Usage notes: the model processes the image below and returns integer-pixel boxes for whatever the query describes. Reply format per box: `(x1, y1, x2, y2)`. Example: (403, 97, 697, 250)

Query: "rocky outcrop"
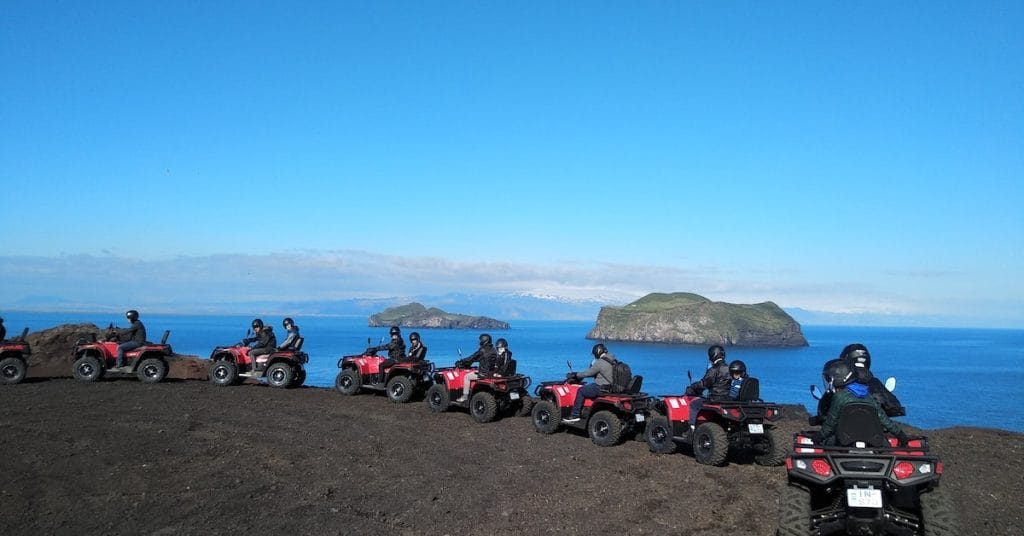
(586, 293, 808, 347)
(22, 323, 208, 380)
(369, 303, 509, 330)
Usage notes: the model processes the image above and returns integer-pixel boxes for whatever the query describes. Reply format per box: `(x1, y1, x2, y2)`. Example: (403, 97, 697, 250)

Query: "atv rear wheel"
(644, 412, 677, 454)
(589, 410, 624, 447)
(266, 362, 294, 388)
(335, 369, 361, 395)
(693, 422, 729, 466)
(73, 355, 104, 382)
(425, 383, 450, 412)
(290, 368, 306, 388)
(514, 394, 535, 417)
(921, 486, 960, 536)
(470, 391, 499, 423)
(386, 375, 415, 403)
(754, 427, 789, 466)
(0, 357, 27, 385)
(532, 399, 562, 434)
(209, 360, 239, 386)
(137, 357, 168, 384)
(776, 483, 811, 536)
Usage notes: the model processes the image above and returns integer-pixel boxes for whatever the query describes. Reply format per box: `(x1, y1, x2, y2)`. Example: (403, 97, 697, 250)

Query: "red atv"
(778, 387, 957, 535)
(530, 366, 653, 447)
(644, 375, 787, 466)
(425, 361, 534, 423)
(207, 336, 308, 389)
(334, 342, 434, 403)
(0, 327, 31, 385)
(71, 326, 173, 383)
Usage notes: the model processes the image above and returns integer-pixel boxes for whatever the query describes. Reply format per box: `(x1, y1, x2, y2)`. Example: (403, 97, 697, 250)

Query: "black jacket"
(691, 358, 731, 400)
(462, 344, 498, 375)
(407, 342, 427, 362)
(373, 338, 406, 360)
(252, 327, 277, 352)
(116, 320, 147, 345)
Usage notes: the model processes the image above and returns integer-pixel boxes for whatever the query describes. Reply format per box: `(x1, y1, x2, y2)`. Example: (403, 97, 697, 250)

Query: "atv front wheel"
(470, 391, 499, 423)
(386, 375, 415, 403)
(776, 483, 811, 536)
(754, 427, 789, 466)
(920, 486, 960, 536)
(209, 360, 239, 387)
(589, 410, 624, 447)
(425, 383, 450, 412)
(532, 399, 562, 434)
(137, 357, 168, 384)
(514, 394, 535, 417)
(644, 412, 677, 454)
(693, 422, 729, 466)
(335, 369, 361, 395)
(73, 355, 104, 382)
(0, 357, 27, 385)
(266, 362, 294, 388)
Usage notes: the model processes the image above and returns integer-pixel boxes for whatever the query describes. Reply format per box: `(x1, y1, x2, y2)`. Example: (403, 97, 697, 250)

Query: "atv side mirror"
(687, 370, 693, 383)
(458, 349, 463, 357)
(566, 359, 573, 372)
(161, 330, 170, 344)
(885, 377, 897, 392)
(810, 385, 822, 400)
(108, 322, 114, 329)
(366, 337, 371, 346)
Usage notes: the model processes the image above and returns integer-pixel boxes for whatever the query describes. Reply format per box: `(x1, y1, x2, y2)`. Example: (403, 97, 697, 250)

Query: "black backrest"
(293, 337, 304, 351)
(736, 377, 760, 401)
(626, 375, 643, 394)
(835, 402, 887, 448)
(504, 358, 517, 376)
(161, 330, 170, 345)
(18, 327, 29, 341)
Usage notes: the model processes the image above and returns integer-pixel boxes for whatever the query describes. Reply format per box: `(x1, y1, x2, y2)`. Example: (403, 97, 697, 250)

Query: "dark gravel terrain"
(2, 324, 1021, 535)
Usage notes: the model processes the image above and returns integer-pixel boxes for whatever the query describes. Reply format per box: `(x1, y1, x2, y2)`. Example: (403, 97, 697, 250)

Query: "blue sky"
(1, 2, 1022, 327)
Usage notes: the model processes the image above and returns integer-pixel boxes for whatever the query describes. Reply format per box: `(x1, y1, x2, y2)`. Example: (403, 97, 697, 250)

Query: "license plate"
(509, 391, 520, 400)
(635, 413, 646, 422)
(846, 488, 883, 508)
(748, 423, 764, 434)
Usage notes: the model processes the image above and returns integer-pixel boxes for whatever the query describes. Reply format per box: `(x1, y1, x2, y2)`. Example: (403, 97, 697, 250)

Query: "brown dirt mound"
(24, 323, 208, 380)
(0, 379, 1020, 536)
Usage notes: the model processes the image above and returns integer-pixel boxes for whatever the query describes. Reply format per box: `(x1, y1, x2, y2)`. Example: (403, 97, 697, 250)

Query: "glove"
(566, 372, 578, 381)
(895, 431, 909, 446)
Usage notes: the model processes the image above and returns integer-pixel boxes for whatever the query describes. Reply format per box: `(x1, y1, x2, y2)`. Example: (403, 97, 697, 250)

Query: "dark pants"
(377, 359, 397, 382)
(251, 347, 273, 369)
(570, 383, 604, 418)
(115, 341, 142, 366)
(689, 398, 707, 427)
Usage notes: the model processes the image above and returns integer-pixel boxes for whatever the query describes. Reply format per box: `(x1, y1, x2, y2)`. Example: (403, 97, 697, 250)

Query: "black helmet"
(252, 318, 264, 329)
(841, 343, 871, 370)
(728, 360, 747, 375)
(824, 359, 855, 389)
(282, 317, 294, 328)
(591, 343, 607, 358)
(496, 338, 508, 349)
(479, 333, 492, 346)
(409, 332, 420, 343)
(708, 345, 726, 362)
(389, 326, 401, 337)
(125, 310, 139, 321)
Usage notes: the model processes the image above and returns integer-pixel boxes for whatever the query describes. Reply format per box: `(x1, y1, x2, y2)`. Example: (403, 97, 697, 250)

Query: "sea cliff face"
(586, 293, 808, 347)
(368, 302, 509, 330)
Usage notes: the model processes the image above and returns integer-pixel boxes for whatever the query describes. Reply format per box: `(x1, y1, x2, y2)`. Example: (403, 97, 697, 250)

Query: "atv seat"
(292, 337, 305, 352)
(735, 377, 760, 401)
(834, 402, 888, 448)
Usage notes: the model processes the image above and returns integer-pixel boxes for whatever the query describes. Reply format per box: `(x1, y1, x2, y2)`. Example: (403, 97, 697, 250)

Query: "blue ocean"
(6, 311, 1023, 432)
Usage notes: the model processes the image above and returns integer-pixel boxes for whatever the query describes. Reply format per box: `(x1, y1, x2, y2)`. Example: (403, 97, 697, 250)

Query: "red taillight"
(728, 408, 742, 418)
(892, 461, 915, 480)
(936, 462, 943, 475)
(811, 459, 832, 477)
(785, 457, 793, 470)
(623, 401, 632, 411)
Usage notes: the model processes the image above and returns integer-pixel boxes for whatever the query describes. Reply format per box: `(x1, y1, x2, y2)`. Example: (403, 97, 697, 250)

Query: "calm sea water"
(5, 311, 1023, 432)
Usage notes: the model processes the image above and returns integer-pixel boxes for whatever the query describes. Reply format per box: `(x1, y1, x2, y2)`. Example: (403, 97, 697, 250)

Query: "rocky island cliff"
(586, 292, 808, 347)
(368, 302, 509, 330)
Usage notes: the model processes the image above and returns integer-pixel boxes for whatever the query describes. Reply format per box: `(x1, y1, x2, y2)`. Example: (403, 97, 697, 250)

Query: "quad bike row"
(333, 343, 533, 424)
